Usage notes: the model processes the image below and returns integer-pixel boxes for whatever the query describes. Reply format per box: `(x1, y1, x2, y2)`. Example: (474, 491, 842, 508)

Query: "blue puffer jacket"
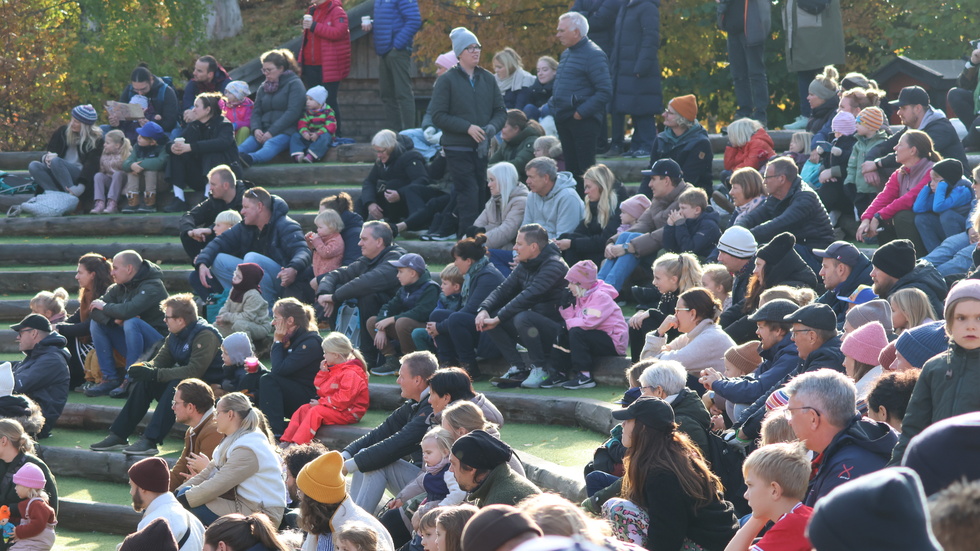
(372, 0, 422, 55)
(548, 37, 612, 124)
(196, 194, 311, 273)
(609, 0, 662, 116)
(712, 334, 798, 406)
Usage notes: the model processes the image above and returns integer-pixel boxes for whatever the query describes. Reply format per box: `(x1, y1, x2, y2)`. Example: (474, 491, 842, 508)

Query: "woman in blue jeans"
(238, 49, 306, 166)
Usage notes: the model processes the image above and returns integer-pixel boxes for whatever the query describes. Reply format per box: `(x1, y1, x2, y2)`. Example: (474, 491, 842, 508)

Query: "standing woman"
(299, 0, 351, 135)
(0, 420, 59, 527)
(259, 299, 322, 437)
(238, 49, 306, 167)
(56, 254, 113, 390)
(556, 164, 622, 266)
(28, 105, 104, 198)
(166, 92, 241, 212)
(202, 513, 291, 551)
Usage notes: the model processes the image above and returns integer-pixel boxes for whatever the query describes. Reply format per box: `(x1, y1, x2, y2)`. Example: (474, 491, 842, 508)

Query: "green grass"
(499, 423, 599, 467)
(40, 427, 182, 459)
(56, 529, 124, 550)
(58, 475, 133, 507)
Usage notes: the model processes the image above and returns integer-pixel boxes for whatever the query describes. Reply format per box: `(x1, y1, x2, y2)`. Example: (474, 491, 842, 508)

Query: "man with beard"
(870, 239, 945, 315)
(813, 241, 873, 327)
(168, 379, 220, 492)
(450, 430, 540, 507)
(128, 457, 204, 551)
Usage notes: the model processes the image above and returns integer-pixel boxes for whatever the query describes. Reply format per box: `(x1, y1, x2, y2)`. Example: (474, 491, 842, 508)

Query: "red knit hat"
(128, 457, 171, 493)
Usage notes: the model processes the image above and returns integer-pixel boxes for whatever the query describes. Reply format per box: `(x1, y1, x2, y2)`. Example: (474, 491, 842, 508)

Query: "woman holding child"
(238, 49, 306, 167)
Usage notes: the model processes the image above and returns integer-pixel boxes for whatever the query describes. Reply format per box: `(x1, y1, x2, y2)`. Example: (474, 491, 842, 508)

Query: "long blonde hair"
(321, 333, 367, 372)
(441, 401, 495, 435)
(653, 253, 703, 294)
(31, 288, 68, 318)
(217, 392, 275, 456)
(582, 164, 618, 229)
(890, 288, 937, 333)
(103, 129, 132, 160)
(66, 120, 103, 155)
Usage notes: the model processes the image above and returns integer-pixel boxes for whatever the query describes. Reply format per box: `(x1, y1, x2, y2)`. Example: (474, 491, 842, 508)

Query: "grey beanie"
(450, 27, 480, 58)
(845, 299, 893, 334)
(222, 332, 254, 365)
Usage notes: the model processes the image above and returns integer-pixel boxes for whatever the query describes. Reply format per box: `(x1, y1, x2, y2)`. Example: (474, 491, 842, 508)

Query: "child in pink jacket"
(556, 260, 628, 389)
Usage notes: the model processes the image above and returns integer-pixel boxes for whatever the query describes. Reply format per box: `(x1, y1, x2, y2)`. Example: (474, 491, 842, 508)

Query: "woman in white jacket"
(178, 392, 287, 526)
(640, 287, 735, 392)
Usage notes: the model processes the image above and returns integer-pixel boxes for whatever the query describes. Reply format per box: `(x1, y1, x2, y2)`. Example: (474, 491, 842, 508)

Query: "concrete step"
(0, 212, 320, 237)
(0, 267, 192, 295)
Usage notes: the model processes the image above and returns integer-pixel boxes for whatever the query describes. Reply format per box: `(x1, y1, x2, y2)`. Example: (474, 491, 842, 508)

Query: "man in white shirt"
(128, 457, 204, 551)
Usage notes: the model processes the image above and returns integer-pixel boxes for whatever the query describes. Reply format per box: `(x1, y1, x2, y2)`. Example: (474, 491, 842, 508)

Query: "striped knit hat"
(857, 107, 885, 132)
(71, 104, 98, 125)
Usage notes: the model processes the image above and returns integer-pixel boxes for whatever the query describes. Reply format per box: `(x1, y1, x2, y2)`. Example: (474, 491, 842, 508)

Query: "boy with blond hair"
(663, 187, 722, 257)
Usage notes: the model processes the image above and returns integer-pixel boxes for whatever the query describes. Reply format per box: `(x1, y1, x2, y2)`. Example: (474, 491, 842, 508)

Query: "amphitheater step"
(58, 498, 142, 535)
(0, 267, 191, 295)
(0, 212, 325, 237)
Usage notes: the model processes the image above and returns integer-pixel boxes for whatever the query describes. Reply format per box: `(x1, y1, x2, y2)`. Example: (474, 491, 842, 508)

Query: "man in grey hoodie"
(521, 157, 584, 239)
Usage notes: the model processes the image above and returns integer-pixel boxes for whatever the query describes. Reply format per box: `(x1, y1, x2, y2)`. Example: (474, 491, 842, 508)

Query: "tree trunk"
(206, 0, 243, 40)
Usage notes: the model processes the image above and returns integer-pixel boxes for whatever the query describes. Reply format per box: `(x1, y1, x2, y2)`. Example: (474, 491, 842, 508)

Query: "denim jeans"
(212, 252, 282, 307)
(90, 318, 164, 381)
(349, 459, 422, 513)
(915, 211, 967, 254)
(177, 486, 220, 525)
(586, 471, 621, 497)
(923, 231, 975, 276)
(597, 232, 642, 292)
(28, 158, 82, 193)
(238, 133, 291, 164)
(288, 132, 333, 160)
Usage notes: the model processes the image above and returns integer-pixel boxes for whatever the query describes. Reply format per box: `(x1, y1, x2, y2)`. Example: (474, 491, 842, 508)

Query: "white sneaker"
(520, 366, 551, 389)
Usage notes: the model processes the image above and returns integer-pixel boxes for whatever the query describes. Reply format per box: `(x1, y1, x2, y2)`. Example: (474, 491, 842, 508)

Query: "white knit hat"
(717, 226, 758, 258)
(307, 85, 328, 107)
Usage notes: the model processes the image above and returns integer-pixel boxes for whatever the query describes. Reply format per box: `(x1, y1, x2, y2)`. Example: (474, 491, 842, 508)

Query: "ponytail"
(204, 513, 290, 551)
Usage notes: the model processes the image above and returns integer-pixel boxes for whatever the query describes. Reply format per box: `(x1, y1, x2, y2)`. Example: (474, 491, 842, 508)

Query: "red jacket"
(299, 0, 351, 83)
(724, 128, 775, 171)
(317, 358, 369, 420)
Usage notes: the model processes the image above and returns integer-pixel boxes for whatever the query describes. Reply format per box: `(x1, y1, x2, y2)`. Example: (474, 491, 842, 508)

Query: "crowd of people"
(10, 1, 980, 549)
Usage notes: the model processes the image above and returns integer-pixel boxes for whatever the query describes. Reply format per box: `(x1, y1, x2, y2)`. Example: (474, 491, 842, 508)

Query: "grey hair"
(558, 12, 589, 36)
(784, 369, 857, 428)
(363, 220, 393, 247)
(639, 360, 687, 396)
(371, 129, 399, 152)
(526, 157, 558, 182)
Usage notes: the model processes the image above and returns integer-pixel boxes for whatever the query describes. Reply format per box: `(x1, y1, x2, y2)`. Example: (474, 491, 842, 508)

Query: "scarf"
(461, 256, 490, 300)
(495, 67, 536, 93)
(424, 454, 450, 475)
(230, 262, 264, 303)
(262, 70, 294, 94)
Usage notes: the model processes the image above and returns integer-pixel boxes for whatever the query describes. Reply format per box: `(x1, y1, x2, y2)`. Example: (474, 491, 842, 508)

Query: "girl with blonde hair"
(626, 253, 703, 362)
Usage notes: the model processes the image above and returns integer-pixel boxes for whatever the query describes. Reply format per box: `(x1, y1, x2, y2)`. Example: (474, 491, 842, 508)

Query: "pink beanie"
(842, 321, 888, 366)
(13, 463, 46, 490)
(565, 260, 598, 287)
(436, 51, 458, 71)
(620, 195, 651, 220)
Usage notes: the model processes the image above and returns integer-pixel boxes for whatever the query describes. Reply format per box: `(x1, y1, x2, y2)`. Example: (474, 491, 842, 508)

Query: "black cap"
(931, 158, 963, 184)
(813, 241, 865, 268)
(748, 299, 801, 323)
(451, 430, 513, 470)
(641, 158, 682, 181)
(10, 314, 51, 333)
(783, 303, 838, 332)
(611, 396, 675, 432)
(889, 86, 930, 108)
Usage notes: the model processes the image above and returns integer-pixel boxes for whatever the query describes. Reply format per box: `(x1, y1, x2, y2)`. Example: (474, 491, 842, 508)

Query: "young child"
(891, 279, 980, 463)
(91, 129, 131, 214)
(889, 287, 937, 335)
(279, 333, 369, 446)
(816, 111, 857, 189)
(663, 188, 722, 258)
(866, 369, 919, 433)
(221, 80, 253, 145)
(434, 505, 480, 551)
(214, 263, 271, 347)
(213, 209, 242, 236)
(367, 253, 440, 375)
(784, 130, 812, 170)
(845, 106, 888, 215)
(617, 194, 651, 234)
(555, 260, 628, 389)
(29, 288, 68, 325)
(306, 208, 346, 286)
(10, 463, 56, 550)
(418, 507, 444, 551)
(290, 85, 337, 163)
(913, 158, 973, 252)
(334, 521, 379, 551)
(216, 331, 266, 398)
(701, 263, 734, 311)
(840, 321, 887, 414)
(415, 265, 464, 354)
(760, 407, 797, 445)
(718, 340, 763, 421)
(120, 121, 169, 214)
(201, 209, 243, 314)
(725, 442, 812, 551)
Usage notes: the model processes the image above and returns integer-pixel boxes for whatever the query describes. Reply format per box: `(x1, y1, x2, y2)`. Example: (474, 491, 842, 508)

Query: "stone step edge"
(58, 498, 142, 536)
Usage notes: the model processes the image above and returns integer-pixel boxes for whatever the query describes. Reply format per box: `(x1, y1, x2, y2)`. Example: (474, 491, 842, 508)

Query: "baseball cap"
(10, 314, 51, 333)
(611, 396, 675, 432)
(641, 158, 682, 181)
(837, 284, 877, 305)
(889, 86, 930, 108)
(813, 241, 865, 268)
(389, 253, 427, 274)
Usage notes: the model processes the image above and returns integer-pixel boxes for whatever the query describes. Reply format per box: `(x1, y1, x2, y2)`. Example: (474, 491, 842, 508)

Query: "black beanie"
(931, 158, 963, 184)
(872, 239, 916, 279)
(756, 232, 797, 265)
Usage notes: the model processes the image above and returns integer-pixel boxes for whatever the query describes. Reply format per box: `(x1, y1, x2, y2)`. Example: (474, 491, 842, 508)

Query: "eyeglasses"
(261, 66, 278, 74)
(789, 328, 814, 336)
(763, 174, 781, 180)
(787, 406, 821, 418)
(163, 315, 179, 320)
(171, 399, 186, 407)
(675, 307, 692, 312)
(464, 46, 481, 53)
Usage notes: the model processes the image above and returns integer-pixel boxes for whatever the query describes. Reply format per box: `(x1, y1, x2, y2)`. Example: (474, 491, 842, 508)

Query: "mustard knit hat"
(297, 450, 347, 504)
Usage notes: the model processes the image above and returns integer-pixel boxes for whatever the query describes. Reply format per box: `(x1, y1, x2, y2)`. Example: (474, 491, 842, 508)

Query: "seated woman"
(357, 130, 441, 231)
(202, 513, 291, 551)
(492, 48, 536, 110)
(602, 397, 738, 549)
(0, 420, 59, 525)
(728, 167, 766, 226)
(557, 164, 622, 267)
(856, 130, 941, 254)
(56, 253, 113, 390)
(427, 367, 503, 426)
(804, 66, 840, 136)
(258, 299, 322, 437)
(165, 92, 242, 212)
(488, 110, 544, 182)
(472, 163, 528, 277)
(722, 118, 774, 176)
(28, 104, 104, 199)
(178, 392, 287, 525)
(640, 287, 735, 392)
(522, 56, 557, 120)
(238, 49, 306, 167)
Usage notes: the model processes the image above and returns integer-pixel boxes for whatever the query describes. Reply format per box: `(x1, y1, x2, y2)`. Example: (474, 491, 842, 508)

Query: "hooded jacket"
(805, 415, 898, 506)
(861, 158, 934, 221)
(179, 179, 250, 236)
(522, 172, 585, 239)
(671, 387, 712, 454)
(196, 195, 310, 274)
(663, 206, 722, 258)
(474, 184, 529, 250)
(867, 107, 969, 172)
(723, 128, 775, 171)
(736, 177, 835, 249)
(480, 243, 569, 322)
(817, 254, 873, 326)
(712, 333, 799, 406)
(377, 270, 440, 322)
(764, 245, 819, 291)
(317, 244, 407, 304)
(620, 180, 693, 257)
(643, 124, 714, 194)
(559, 279, 628, 355)
(90, 260, 169, 334)
(845, 128, 889, 194)
(913, 177, 973, 216)
(885, 260, 947, 316)
(488, 124, 544, 182)
(250, 70, 306, 136)
(299, 0, 351, 82)
(13, 332, 70, 430)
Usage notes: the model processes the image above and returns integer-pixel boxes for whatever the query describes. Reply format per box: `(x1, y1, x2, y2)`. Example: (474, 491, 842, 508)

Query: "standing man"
(364, 0, 422, 131)
(430, 27, 507, 237)
(549, 11, 612, 194)
(607, 0, 661, 158)
(178, 165, 249, 264)
(168, 379, 220, 492)
(128, 457, 205, 551)
(780, 0, 844, 130)
(719, 0, 770, 125)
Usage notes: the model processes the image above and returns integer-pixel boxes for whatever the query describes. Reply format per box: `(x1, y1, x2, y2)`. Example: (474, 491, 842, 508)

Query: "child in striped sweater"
(290, 85, 337, 163)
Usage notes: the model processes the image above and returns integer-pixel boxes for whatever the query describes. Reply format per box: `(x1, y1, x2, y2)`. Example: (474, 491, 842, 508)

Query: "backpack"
(704, 431, 750, 517)
(336, 301, 361, 348)
(0, 172, 35, 195)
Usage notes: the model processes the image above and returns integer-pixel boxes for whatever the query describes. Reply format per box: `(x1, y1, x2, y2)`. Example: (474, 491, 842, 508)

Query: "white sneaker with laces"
(520, 366, 551, 389)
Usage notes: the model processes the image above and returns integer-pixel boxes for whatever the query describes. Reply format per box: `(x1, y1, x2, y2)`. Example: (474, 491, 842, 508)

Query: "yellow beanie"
(297, 450, 347, 504)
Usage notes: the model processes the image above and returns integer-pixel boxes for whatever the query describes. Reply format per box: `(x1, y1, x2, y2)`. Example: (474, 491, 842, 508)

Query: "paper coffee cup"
(362, 16, 372, 25)
(174, 138, 186, 146)
(303, 14, 312, 22)
(245, 357, 259, 374)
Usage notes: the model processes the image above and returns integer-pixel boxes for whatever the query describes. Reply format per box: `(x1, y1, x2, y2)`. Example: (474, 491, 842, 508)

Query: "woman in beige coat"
(473, 162, 528, 275)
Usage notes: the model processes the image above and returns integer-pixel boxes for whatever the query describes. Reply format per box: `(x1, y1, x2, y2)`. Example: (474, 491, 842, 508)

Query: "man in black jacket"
(341, 351, 436, 512)
(869, 239, 946, 315)
(195, 186, 310, 306)
(813, 241, 873, 327)
(178, 165, 249, 263)
(947, 45, 980, 150)
(476, 224, 569, 389)
(10, 314, 69, 438)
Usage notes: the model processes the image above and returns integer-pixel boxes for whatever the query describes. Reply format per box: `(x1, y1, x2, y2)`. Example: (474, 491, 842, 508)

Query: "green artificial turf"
(41, 427, 182, 459)
(56, 529, 124, 550)
(499, 423, 600, 467)
(58, 475, 133, 507)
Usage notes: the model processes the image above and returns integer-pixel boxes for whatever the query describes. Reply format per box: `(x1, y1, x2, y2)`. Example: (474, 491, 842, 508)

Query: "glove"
(831, 146, 842, 156)
(815, 146, 825, 155)
(127, 362, 156, 382)
(423, 126, 441, 145)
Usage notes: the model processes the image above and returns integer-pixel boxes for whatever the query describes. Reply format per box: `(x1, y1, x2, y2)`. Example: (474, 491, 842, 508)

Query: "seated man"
(450, 429, 541, 507)
(316, 221, 407, 363)
(90, 294, 223, 456)
(169, 379, 221, 491)
(813, 241, 873, 327)
(86, 250, 169, 397)
(476, 224, 569, 389)
(10, 314, 70, 438)
(128, 457, 205, 551)
(521, 157, 583, 239)
(784, 369, 898, 506)
(194, 186, 311, 306)
(870, 239, 946, 316)
(641, 94, 714, 195)
(178, 165, 249, 265)
(341, 351, 436, 512)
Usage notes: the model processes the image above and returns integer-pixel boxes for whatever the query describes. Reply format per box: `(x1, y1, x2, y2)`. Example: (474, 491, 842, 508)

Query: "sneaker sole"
(90, 444, 129, 452)
(369, 370, 398, 376)
(563, 381, 597, 389)
(123, 448, 159, 456)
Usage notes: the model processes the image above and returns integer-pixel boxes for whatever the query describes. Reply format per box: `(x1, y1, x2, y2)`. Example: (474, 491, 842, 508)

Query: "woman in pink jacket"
(555, 260, 628, 390)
